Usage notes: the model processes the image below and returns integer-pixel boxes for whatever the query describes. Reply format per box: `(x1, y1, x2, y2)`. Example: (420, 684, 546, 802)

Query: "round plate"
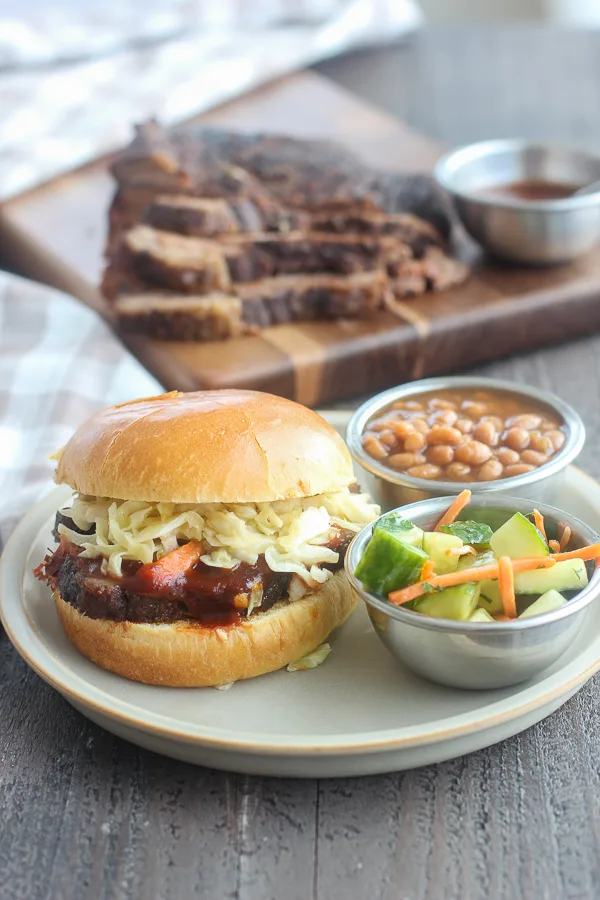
(3, 415, 600, 777)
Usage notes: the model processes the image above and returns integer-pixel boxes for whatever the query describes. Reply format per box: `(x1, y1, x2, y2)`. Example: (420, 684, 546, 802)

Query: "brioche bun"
(53, 571, 356, 686)
(55, 389, 355, 503)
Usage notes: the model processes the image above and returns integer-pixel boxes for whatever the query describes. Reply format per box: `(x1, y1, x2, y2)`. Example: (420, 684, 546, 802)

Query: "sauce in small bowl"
(481, 179, 581, 201)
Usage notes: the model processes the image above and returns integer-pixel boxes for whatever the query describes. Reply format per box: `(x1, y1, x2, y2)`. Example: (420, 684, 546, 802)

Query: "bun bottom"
(53, 572, 357, 687)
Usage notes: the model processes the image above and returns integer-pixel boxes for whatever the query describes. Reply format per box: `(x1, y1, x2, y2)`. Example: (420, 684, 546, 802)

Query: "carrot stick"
(552, 542, 600, 562)
(388, 556, 556, 606)
(494, 614, 511, 622)
(559, 525, 572, 552)
(498, 555, 517, 618)
(549, 539, 560, 553)
(136, 539, 204, 590)
(434, 490, 472, 532)
(421, 560, 436, 582)
(533, 509, 547, 542)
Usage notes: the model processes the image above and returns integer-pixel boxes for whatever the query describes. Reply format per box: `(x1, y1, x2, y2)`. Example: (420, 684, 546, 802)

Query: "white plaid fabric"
(0, 0, 421, 199)
(0, 272, 162, 548)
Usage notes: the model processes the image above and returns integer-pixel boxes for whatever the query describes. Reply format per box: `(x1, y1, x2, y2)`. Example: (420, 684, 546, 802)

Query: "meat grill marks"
(104, 120, 468, 339)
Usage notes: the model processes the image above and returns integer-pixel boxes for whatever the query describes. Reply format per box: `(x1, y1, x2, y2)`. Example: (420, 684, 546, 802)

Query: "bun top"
(55, 390, 356, 503)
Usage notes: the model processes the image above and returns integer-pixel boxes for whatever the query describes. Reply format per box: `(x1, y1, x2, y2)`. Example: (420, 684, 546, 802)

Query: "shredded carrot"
(494, 614, 511, 622)
(446, 545, 476, 557)
(388, 556, 556, 606)
(434, 490, 472, 532)
(533, 509, 547, 542)
(498, 555, 517, 618)
(549, 539, 561, 553)
(595, 557, 600, 572)
(421, 560, 436, 582)
(559, 525, 572, 552)
(552, 542, 600, 562)
(136, 539, 204, 590)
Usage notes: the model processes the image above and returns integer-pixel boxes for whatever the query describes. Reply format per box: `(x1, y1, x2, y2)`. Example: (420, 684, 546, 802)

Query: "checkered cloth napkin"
(0, 272, 162, 549)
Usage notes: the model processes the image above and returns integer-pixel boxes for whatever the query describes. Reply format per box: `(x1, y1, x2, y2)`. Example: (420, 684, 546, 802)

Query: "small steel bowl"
(346, 494, 600, 689)
(345, 376, 585, 509)
(434, 139, 600, 264)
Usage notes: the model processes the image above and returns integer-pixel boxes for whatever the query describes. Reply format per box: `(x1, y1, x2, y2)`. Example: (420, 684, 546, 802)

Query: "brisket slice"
(115, 293, 244, 341)
(145, 194, 304, 236)
(309, 210, 443, 252)
(115, 271, 385, 340)
(108, 224, 409, 295)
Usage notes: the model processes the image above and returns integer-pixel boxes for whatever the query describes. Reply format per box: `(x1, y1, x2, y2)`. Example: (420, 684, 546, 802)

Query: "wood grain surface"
(6, 64, 600, 405)
(4, 26, 600, 900)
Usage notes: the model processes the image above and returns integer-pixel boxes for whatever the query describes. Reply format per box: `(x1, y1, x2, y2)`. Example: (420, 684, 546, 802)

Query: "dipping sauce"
(482, 179, 581, 201)
(361, 389, 567, 482)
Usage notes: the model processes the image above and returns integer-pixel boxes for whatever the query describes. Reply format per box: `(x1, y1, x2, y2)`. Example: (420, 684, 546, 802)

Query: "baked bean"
(378, 429, 397, 449)
(391, 420, 416, 438)
(520, 449, 549, 466)
(445, 462, 472, 480)
(368, 418, 390, 432)
(506, 413, 542, 431)
(461, 401, 488, 418)
(454, 440, 493, 466)
(427, 444, 454, 466)
(455, 417, 475, 434)
(404, 400, 424, 411)
(429, 399, 457, 411)
(480, 415, 504, 431)
(428, 409, 458, 427)
(477, 459, 504, 481)
(545, 429, 566, 451)
(428, 425, 462, 446)
(504, 463, 535, 477)
(362, 434, 388, 459)
(388, 452, 426, 468)
(496, 447, 520, 466)
(406, 463, 442, 479)
(390, 401, 408, 410)
(404, 432, 427, 452)
(528, 432, 553, 455)
(473, 420, 498, 446)
(541, 419, 560, 432)
(411, 418, 430, 435)
(504, 427, 530, 451)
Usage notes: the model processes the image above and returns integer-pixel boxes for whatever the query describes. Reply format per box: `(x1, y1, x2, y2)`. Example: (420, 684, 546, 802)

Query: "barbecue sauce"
(482, 180, 581, 201)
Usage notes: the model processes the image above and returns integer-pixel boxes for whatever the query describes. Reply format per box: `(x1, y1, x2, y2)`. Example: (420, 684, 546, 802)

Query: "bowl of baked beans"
(346, 377, 585, 508)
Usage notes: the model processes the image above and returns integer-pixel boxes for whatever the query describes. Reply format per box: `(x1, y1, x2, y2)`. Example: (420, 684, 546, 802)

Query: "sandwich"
(34, 389, 379, 686)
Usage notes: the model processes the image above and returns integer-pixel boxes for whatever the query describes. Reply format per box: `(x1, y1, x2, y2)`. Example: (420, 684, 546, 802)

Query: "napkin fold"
(0, 272, 162, 547)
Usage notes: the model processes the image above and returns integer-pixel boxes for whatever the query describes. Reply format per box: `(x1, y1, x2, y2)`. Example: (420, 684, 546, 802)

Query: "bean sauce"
(361, 389, 567, 483)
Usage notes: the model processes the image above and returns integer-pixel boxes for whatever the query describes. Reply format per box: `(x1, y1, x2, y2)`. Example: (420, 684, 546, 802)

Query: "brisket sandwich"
(35, 390, 379, 686)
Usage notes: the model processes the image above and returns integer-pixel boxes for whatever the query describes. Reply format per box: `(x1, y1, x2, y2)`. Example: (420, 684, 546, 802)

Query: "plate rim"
(2, 471, 600, 758)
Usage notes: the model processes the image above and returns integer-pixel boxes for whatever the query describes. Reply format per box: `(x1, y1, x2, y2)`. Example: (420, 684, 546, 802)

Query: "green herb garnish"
(440, 520, 493, 547)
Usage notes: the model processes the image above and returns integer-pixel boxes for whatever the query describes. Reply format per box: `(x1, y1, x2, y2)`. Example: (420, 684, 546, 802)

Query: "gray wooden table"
(4, 26, 600, 900)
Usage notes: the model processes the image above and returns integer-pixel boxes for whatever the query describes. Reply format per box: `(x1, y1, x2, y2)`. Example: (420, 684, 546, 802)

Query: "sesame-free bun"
(54, 389, 355, 503)
(53, 571, 356, 686)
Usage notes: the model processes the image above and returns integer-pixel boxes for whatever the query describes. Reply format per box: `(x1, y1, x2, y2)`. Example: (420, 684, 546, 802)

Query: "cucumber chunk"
(373, 512, 424, 548)
(478, 581, 503, 615)
(490, 512, 548, 559)
(355, 529, 428, 595)
(519, 589, 568, 619)
(422, 532, 463, 575)
(469, 608, 495, 623)
(514, 558, 588, 595)
(415, 582, 481, 621)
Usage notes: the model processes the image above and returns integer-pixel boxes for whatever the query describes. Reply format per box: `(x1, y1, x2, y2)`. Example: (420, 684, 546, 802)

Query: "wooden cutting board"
(3, 69, 600, 406)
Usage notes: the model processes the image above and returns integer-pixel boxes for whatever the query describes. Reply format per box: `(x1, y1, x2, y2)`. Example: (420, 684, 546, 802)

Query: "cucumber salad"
(354, 490, 600, 622)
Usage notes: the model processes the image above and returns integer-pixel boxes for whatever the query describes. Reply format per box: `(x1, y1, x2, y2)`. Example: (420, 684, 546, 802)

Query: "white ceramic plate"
(3, 412, 600, 777)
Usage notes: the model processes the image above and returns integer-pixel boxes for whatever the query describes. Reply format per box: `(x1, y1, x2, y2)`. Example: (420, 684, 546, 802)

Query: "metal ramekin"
(434, 139, 600, 263)
(346, 494, 600, 690)
(345, 376, 585, 509)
